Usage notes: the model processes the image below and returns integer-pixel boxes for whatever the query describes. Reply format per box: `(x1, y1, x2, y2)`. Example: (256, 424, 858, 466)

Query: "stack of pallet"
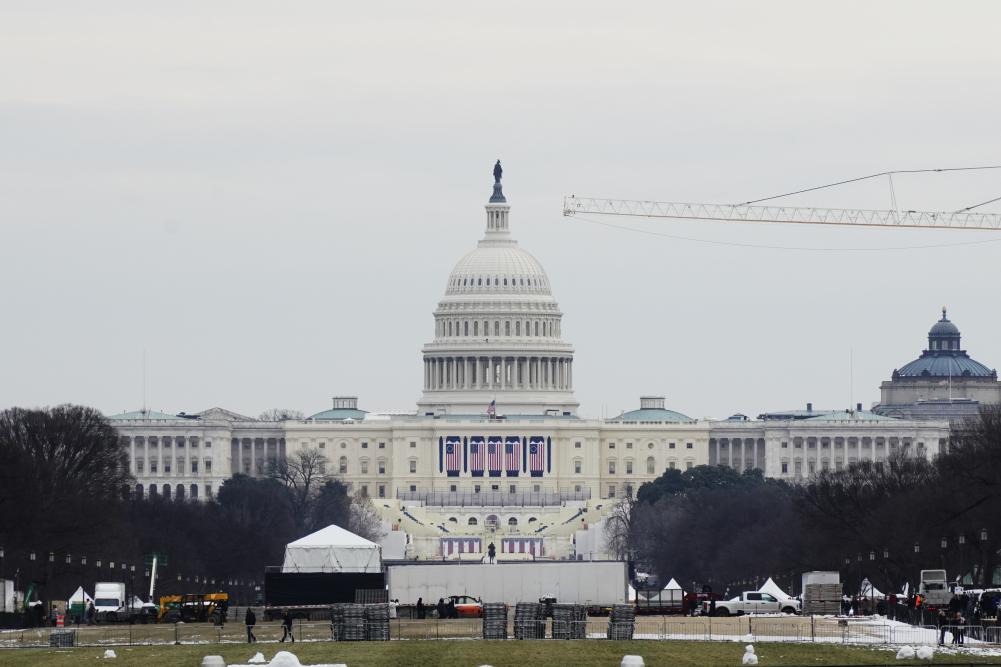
(481, 602, 508, 640)
(803, 583, 841, 615)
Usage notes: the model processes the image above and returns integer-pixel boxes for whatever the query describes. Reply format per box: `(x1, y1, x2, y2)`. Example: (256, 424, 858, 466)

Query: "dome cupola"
(892, 308, 996, 379)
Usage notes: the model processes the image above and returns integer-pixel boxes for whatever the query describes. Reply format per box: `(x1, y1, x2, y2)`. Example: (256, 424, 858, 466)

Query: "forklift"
(157, 592, 229, 625)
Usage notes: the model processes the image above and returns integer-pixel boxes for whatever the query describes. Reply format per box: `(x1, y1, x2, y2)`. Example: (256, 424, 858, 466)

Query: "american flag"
(445, 437, 461, 476)
(505, 437, 521, 475)
(487, 436, 503, 476)
(469, 437, 485, 476)
(529, 436, 545, 476)
(486, 399, 496, 417)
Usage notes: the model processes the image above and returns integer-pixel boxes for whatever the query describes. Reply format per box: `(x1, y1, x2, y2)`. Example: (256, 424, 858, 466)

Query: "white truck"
(919, 570, 951, 609)
(93, 582, 127, 622)
(708, 591, 801, 616)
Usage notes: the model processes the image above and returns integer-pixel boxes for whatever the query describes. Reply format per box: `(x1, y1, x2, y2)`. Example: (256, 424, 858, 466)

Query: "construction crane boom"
(562, 196, 1001, 231)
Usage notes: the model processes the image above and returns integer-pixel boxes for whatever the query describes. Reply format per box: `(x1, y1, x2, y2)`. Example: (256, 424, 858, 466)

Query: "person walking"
(937, 609, 948, 646)
(416, 597, 425, 619)
(280, 609, 295, 643)
(436, 598, 446, 620)
(85, 602, 95, 625)
(447, 598, 458, 619)
(245, 608, 257, 643)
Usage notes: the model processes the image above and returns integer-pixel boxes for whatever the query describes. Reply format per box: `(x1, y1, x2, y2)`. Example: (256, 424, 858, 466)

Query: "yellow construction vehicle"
(157, 592, 229, 624)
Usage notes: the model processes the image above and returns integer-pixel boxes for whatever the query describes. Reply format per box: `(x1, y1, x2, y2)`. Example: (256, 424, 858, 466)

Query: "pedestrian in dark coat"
(447, 598, 458, 619)
(937, 610, 948, 645)
(280, 609, 295, 643)
(416, 598, 425, 619)
(436, 598, 446, 619)
(245, 608, 257, 643)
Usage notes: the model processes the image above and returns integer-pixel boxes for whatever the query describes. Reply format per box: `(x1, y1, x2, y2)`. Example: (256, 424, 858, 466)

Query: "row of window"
(336, 458, 418, 475)
(134, 459, 212, 475)
(607, 441, 694, 450)
(437, 318, 559, 338)
(602, 457, 694, 475)
(317, 441, 413, 450)
(448, 275, 547, 290)
(779, 455, 905, 474)
(125, 437, 211, 448)
(134, 483, 211, 500)
(778, 439, 923, 449)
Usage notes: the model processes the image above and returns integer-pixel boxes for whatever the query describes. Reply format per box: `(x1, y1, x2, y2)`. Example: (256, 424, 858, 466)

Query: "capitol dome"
(417, 162, 578, 416)
(445, 245, 552, 297)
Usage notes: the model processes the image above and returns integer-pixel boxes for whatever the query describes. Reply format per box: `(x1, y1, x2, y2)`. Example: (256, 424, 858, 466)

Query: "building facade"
(109, 165, 957, 560)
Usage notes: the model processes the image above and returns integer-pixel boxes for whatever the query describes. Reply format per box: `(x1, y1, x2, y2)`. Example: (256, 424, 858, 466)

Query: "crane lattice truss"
(562, 196, 1001, 231)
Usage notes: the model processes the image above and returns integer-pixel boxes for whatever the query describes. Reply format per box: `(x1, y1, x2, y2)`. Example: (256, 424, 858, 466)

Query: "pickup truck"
(706, 591, 800, 616)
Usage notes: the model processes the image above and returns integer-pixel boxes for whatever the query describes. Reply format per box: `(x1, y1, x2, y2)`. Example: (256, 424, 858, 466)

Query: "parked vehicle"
(94, 582, 127, 622)
(449, 595, 482, 618)
(706, 591, 800, 616)
(157, 593, 229, 624)
(918, 570, 951, 609)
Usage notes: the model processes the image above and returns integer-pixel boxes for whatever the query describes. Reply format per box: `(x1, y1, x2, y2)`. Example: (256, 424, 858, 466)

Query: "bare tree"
(258, 408, 305, 422)
(349, 499, 386, 543)
(269, 449, 329, 532)
(604, 497, 635, 561)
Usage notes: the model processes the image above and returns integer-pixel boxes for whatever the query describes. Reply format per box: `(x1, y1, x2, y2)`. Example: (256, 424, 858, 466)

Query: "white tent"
(68, 587, 94, 606)
(664, 578, 682, 591)
(282, 524, 382, 573)
(757, 577, 794, 600)
(860, 578, 886, 599)
(627, 584, 637, 602)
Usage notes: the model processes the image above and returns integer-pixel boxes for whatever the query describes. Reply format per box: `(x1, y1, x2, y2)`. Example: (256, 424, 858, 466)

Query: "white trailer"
(0, 579, 13, 613)
(387, 561, 627, 608)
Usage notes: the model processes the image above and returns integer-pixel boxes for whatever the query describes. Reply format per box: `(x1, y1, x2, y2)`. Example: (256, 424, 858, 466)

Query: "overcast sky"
(2, 1, 1000, 420)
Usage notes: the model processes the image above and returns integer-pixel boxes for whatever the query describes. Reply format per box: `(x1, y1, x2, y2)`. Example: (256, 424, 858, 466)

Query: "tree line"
(0, 405, 380, 606)
(625, 406, 1001, 596)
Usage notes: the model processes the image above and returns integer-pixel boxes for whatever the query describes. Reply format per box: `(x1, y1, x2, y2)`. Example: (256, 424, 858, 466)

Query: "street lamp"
(914, 543, 920, 554)
(980, 528, 988, 542)
(959, 534, 966, 545)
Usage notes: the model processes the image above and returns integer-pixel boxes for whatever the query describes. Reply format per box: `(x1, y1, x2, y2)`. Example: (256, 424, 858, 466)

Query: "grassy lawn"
(1, 641, 998, 667)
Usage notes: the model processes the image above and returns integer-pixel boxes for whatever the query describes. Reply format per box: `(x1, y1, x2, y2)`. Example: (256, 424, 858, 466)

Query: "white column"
(465, 357, 471, 389)
(252, 439, 258, 476)
(238, 439, 244, 475)
(500, 358, 506, 390)
(129, 438, 135, 474)
(568, 360, 573, 389)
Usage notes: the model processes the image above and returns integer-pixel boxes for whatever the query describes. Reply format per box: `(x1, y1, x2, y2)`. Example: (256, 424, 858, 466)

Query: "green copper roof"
(107, 409, 179, 421)
(608, 408, 693, 423)
(309, 408, 368, 421)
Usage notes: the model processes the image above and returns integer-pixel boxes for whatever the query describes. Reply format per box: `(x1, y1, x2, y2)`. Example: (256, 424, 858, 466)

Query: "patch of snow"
(249, 652, 267, 664)
(103, 649, 117, 659)
(742, 645, 758, 665)
(896, 646, 915, 660)
(915, 646, 934, 661)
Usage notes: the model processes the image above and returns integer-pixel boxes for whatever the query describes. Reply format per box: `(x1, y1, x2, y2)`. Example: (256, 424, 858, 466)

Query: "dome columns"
(422, 354, 573, 393)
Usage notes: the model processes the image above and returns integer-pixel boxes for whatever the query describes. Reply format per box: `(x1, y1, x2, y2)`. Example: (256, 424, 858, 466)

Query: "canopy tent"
(664, 578, 682, 591)
(860, 578, 886, 599)
(627, 584, 637, 602)
(68, 587, 94, 606)
(757, 577, 794, 600)
(282, 524, 382, 573)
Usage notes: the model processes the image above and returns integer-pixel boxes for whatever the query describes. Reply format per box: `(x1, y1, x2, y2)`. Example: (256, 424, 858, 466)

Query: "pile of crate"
(481, 602, 508, 639)
(365, 603, 390, 640)
(803, 583, 842, 615)
(606, 604, 635, 640)
(552, 604, 587, 639)
(514, 602, 545, 639)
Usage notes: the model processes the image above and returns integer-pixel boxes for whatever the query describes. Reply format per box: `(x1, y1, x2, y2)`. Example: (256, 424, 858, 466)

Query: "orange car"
(449, 595, 483, 618)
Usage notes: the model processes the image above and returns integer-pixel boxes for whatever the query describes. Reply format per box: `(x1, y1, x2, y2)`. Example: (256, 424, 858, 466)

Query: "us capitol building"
(109, 164, 993, 561)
